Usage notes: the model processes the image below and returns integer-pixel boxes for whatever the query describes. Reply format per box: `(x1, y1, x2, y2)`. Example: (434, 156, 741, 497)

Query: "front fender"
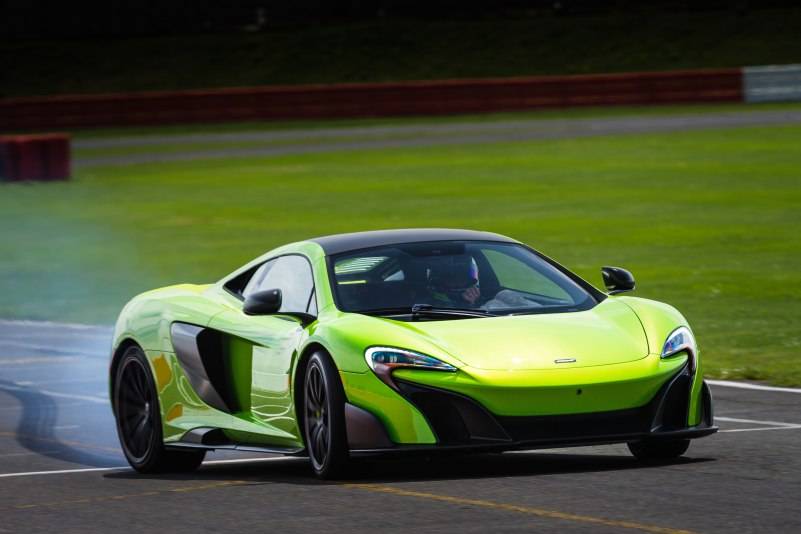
(616, 295, 706, 426)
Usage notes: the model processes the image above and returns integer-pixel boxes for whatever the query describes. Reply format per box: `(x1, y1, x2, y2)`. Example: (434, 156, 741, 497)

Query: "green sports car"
(110, 229, 716, 478)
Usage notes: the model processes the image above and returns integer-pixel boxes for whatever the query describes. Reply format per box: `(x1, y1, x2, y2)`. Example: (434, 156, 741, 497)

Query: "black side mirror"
(601, 266, 636, 295)
(243, 288, 282, 315)
(242, 288, 317, 326)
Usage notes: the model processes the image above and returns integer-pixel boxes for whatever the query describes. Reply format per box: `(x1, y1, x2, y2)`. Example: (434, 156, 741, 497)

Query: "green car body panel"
(110, 230, 714, 456)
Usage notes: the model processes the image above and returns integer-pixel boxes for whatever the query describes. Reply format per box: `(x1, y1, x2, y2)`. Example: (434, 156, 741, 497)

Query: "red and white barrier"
(0, 68, 744, 131)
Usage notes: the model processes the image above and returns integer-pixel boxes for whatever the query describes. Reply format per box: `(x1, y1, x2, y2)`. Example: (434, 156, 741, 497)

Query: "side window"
(243, 256, 315, 313)
(242, 259, 277, 298)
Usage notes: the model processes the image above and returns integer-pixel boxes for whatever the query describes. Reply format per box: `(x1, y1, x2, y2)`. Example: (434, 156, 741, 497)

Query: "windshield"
(329, 241, 597, 317)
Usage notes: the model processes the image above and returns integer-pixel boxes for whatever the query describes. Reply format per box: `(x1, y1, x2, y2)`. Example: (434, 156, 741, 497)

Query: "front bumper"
(346, 362, 717, 454)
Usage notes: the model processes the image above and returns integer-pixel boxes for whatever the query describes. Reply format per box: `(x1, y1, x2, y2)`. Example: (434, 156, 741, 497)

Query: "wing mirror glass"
(243, 288, 282, 315)
(601, 266, 636, 295)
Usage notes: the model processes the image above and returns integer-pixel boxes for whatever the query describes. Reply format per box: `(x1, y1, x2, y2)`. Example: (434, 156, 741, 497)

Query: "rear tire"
(303, 351, 349, 479)
(113, 345, 205, 473)
(628, 439, 690, 461)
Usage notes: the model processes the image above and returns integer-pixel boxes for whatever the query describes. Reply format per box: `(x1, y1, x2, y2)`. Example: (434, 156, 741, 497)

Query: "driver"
(424, 254, 543, 311)
(425, 255, 481, 306)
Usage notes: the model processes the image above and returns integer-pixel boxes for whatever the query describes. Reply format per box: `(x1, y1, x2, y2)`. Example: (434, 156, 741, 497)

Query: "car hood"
(373, 298, 649, 370)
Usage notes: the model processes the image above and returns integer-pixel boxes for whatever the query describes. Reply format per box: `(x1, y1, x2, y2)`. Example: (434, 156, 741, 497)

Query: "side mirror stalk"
(280, 312, 317, 327)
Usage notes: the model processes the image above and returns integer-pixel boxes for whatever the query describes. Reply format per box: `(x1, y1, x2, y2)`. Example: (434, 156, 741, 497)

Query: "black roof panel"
(309, 228, 517, 255)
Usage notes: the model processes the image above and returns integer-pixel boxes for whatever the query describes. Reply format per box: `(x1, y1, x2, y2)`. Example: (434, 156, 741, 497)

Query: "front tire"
(303, 351, 349, 479)
(113, 345, 205, 473)
(628, 439, 690, 461)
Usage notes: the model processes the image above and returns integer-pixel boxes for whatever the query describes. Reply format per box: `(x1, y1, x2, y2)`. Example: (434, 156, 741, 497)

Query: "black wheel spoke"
(311, 423, 322, 458)
(306, 382, 319, 411)
(130, 424, 142, 451)
(123, 409, 140, 423)
(315, 424, 327, 462)
(120, 388, 141, 406)
(133, 425, 148, 454)
(134, 414, 148, 435)
(310, 371, 321, 405)
(128, 370, 143, 400)
(315, 375, 325, 406)
(135, 369, 148, 400)
(318, 425, 328, 460)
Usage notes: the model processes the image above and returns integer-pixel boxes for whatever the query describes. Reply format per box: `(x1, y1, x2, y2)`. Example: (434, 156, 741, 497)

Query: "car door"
(208, 254, 317, 445)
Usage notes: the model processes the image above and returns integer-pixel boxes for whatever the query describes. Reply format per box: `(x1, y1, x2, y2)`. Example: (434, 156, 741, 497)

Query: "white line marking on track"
(716, 416, 801, 433)
(0, 456, 296, 479)
(0, 466, 125, 478)
(9, 378, 105, 387)
(0, 340, 107, 358)
(0, 384, 108, 404)
(0, 319, 108, 331)
(708, 380, 801, 394)
(0, 356, 80, 365)
(716, 416, 801, 427)
(720, 425, 801, 433)
(31, 389, 107, 404)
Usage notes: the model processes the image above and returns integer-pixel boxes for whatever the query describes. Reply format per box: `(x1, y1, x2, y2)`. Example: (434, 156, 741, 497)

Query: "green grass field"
(3, 7, 801, 97)
(1, 108, 800, 385)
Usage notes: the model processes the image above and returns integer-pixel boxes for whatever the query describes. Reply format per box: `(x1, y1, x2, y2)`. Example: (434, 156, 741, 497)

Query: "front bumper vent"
(396, 362, 710, 447)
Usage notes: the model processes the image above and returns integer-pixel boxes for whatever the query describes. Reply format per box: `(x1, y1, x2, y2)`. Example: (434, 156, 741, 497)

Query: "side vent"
(171, 322, 240, 413)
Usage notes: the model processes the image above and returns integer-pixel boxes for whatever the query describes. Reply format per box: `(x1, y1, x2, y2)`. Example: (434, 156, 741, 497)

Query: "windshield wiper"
(410, 304, 496, 318)
(358, 304, 496, 319)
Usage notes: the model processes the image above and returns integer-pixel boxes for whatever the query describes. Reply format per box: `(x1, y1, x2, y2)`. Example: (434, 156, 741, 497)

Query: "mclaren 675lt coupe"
(110, 229, 716, 478)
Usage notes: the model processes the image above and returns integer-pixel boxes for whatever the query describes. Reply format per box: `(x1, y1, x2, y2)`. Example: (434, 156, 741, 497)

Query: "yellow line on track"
(344, 483, 696, 534)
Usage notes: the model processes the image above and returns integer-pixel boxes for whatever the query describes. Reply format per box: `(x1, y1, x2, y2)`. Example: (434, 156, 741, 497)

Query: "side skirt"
(167, 402, 393, 456)
(167, 427, 304, 456)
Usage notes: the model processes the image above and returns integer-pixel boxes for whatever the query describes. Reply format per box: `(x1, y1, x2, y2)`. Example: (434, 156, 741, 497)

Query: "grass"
(3, 8, 801, 97)
(1, 114, 800, 385)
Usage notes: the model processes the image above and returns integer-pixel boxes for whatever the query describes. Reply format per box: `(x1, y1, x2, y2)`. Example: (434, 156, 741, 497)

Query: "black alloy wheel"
(113, 345, 205, 473)
(117, 354, 156, 461)
(303, 351, 348, 478)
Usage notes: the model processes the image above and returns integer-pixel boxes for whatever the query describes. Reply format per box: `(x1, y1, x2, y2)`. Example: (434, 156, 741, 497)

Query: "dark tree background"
(1, 1, 796, 40)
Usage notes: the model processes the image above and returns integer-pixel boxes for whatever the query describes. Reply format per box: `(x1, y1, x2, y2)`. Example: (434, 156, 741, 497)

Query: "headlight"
(661, 326, 696, 359)
(365, 347, 456, 372)
(365, 347, 456, 389)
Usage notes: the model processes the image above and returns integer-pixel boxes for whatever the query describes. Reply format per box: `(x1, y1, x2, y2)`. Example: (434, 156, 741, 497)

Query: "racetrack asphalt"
(73, 109, 801, 168)
(1, 319, 799, 533)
